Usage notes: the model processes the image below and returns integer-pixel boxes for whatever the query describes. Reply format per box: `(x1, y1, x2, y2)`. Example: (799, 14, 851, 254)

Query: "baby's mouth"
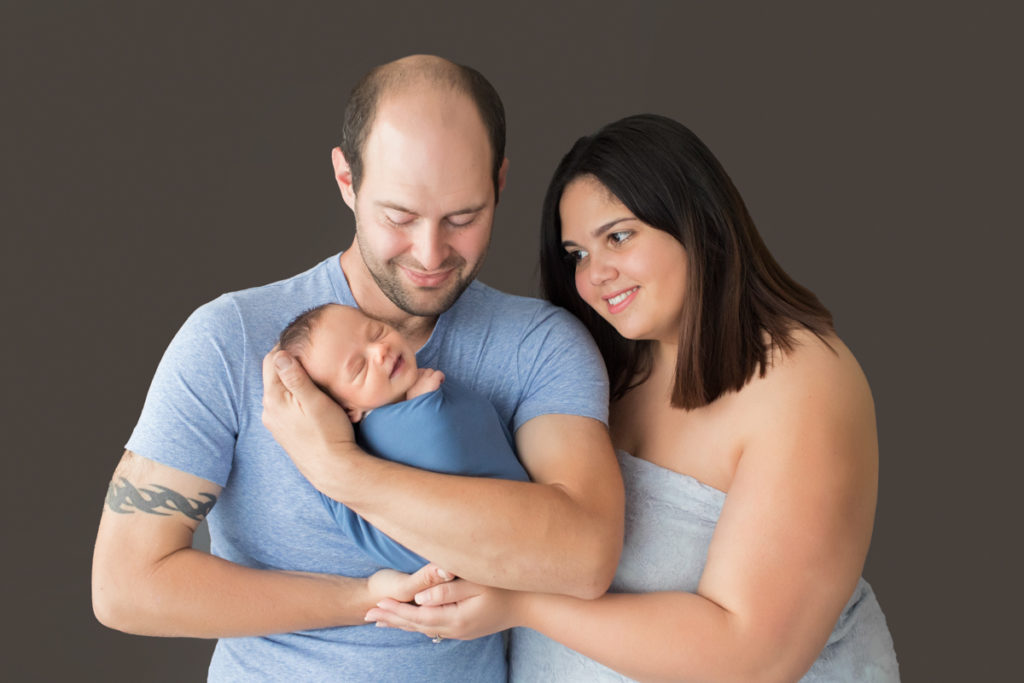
(390, 355, 404, 379)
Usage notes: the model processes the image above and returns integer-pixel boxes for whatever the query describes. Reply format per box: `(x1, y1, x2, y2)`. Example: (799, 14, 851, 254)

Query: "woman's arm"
(370, 336, 879, 682)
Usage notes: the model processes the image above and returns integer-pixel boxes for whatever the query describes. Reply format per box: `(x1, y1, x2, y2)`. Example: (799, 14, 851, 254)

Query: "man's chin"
(392, 287, 464, 317)
(370, 262, 478, 317)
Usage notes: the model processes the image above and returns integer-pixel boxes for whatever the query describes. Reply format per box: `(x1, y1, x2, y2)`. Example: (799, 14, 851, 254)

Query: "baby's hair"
(277, 303, 392, 418)
(279, 303, 335, 356)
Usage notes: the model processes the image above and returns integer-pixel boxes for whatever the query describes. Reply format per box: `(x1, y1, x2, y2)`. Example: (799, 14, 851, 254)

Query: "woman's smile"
(604, 286, 639, 313)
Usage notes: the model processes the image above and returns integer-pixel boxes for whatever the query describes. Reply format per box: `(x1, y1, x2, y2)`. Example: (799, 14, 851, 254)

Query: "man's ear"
(345, 405, 365, 423)
(332, 147, 357, 210)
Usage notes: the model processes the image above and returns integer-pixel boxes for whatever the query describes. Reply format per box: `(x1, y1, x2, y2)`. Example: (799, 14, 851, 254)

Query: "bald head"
(340, 55, 506, 196)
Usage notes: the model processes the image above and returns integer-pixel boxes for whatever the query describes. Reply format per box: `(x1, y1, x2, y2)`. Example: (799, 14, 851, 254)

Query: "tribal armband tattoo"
(105, 477, 216, 522)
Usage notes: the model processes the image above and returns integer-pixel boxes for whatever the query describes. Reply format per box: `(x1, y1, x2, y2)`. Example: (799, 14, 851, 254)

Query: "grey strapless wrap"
(509, 451, 899, 681)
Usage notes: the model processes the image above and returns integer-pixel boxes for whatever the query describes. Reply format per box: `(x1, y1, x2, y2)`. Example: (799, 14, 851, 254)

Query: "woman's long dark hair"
(540, 114, 834, 410)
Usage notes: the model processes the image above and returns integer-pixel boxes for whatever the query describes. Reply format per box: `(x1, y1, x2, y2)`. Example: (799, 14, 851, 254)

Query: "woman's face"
(559, 176, 688, 345)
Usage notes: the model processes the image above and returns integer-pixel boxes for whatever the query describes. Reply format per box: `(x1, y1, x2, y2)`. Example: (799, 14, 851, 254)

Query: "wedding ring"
(431, 634, 444, 644)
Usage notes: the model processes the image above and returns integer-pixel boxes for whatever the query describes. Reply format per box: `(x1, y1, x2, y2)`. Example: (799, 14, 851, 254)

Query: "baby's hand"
(406, 368, 445, 400)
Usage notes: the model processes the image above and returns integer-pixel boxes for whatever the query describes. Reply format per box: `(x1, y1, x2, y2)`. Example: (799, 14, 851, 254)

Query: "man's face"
(298, 305, 419, 421)
(345, 91, 501, 317)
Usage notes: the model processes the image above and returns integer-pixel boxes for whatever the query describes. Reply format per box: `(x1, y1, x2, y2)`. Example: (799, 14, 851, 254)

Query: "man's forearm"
(93, 451, 382, 638)
(302, 440, 623, 597)
(262, 355, 625, 597)
(92, 545, 373, 638)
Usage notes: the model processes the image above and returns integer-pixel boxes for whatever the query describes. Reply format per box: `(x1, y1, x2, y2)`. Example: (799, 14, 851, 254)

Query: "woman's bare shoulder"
(741, 327, 876, 438)
(766, 327, 868, 391)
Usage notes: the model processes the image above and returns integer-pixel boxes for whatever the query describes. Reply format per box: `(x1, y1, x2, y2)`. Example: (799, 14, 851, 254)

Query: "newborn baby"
(278, 303, 529, 572)
(280, 302, 444, 423)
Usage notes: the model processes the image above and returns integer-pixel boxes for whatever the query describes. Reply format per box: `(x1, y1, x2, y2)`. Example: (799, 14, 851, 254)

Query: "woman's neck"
(651, 340, 679, 381)
(624, 340, 678, 404)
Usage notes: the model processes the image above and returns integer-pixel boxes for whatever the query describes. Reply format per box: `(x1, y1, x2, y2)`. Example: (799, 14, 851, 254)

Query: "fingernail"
(438, 569, 452, 580)
(274, 353, 292, 370)
(375, 621, 386, 628)
(376, 601, 387, 608)
(414, 591, 427, 605)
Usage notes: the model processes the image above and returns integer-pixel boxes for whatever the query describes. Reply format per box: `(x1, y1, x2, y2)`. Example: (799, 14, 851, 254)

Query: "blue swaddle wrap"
(319, 378, 529, 572)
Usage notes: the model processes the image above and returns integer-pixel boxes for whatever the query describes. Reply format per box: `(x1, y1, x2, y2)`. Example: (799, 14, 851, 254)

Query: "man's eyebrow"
(445, 203, 488, 217)
(373, 202, 487, 217)
(561, 217, 636, 247)
(375, 201, 417, 214)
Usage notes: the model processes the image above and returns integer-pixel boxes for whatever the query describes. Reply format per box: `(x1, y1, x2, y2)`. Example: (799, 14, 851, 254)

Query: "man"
(92, 55, 623, 680)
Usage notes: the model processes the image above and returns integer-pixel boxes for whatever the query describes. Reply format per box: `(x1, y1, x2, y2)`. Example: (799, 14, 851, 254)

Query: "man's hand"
(366, 576, 524, 641)
(262, 347, 358, 486)
(406, 368, 445, 400)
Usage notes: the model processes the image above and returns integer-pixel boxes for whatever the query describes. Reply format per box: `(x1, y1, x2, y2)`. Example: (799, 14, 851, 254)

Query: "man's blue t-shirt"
(125, 253, 608, 682)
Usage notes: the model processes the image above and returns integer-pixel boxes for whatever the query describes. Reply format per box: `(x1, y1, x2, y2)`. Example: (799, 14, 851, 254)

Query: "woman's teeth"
(608, 287, 638, 306)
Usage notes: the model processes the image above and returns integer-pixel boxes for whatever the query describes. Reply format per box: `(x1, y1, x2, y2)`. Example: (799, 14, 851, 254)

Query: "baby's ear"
(345, 406, 365, 423)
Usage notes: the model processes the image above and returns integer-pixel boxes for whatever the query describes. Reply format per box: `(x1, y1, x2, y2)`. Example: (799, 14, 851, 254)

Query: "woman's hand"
(367, 564, 456, 607)
(366, 575, 524, 641)
(261, 347, 358, 485)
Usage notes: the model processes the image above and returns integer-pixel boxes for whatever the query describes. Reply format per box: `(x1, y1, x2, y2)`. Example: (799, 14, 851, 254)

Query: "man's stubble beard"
(355, 226, 488, 318)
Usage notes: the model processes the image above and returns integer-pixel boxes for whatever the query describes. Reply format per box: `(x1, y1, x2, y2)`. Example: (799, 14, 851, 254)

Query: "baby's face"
(300, 305, 419, 418)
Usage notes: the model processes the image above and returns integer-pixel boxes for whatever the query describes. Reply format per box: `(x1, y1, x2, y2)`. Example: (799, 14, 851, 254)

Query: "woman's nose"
(588, 252, 617, 286)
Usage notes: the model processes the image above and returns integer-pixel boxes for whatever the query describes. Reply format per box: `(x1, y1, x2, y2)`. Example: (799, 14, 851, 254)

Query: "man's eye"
(384, 212, 414, 226)
(447, 214, 477, 228)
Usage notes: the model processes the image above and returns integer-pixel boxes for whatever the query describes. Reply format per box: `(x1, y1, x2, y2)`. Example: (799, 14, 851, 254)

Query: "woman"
(368, 114, 899, 681)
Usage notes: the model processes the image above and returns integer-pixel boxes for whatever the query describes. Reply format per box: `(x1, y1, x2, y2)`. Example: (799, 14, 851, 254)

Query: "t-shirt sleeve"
(513, 306, 609, 432)
(124, 295, 245, 486)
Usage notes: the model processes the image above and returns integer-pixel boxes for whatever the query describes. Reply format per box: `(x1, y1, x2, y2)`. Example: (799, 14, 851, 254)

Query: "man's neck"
(338, 250, 437, 349)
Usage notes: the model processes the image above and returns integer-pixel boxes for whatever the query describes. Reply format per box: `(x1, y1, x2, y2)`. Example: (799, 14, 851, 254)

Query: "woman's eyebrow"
(562, 217, 636, 247)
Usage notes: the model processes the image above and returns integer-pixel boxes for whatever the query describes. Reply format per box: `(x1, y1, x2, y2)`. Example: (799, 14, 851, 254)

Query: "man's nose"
(409, 223, 449, 272)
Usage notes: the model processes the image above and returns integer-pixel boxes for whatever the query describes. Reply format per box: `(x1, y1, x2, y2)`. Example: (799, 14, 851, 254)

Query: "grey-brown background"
(3, 2, 1019, 680)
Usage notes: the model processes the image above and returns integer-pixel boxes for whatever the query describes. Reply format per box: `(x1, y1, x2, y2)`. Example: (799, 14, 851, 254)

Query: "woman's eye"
(564, 249, 588, 264)
(609, 231, 631, 245)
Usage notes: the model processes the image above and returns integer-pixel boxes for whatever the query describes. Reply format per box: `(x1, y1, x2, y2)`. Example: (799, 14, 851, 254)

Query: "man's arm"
(92, 450, 450, 637)
(264, 351, 624, 598)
